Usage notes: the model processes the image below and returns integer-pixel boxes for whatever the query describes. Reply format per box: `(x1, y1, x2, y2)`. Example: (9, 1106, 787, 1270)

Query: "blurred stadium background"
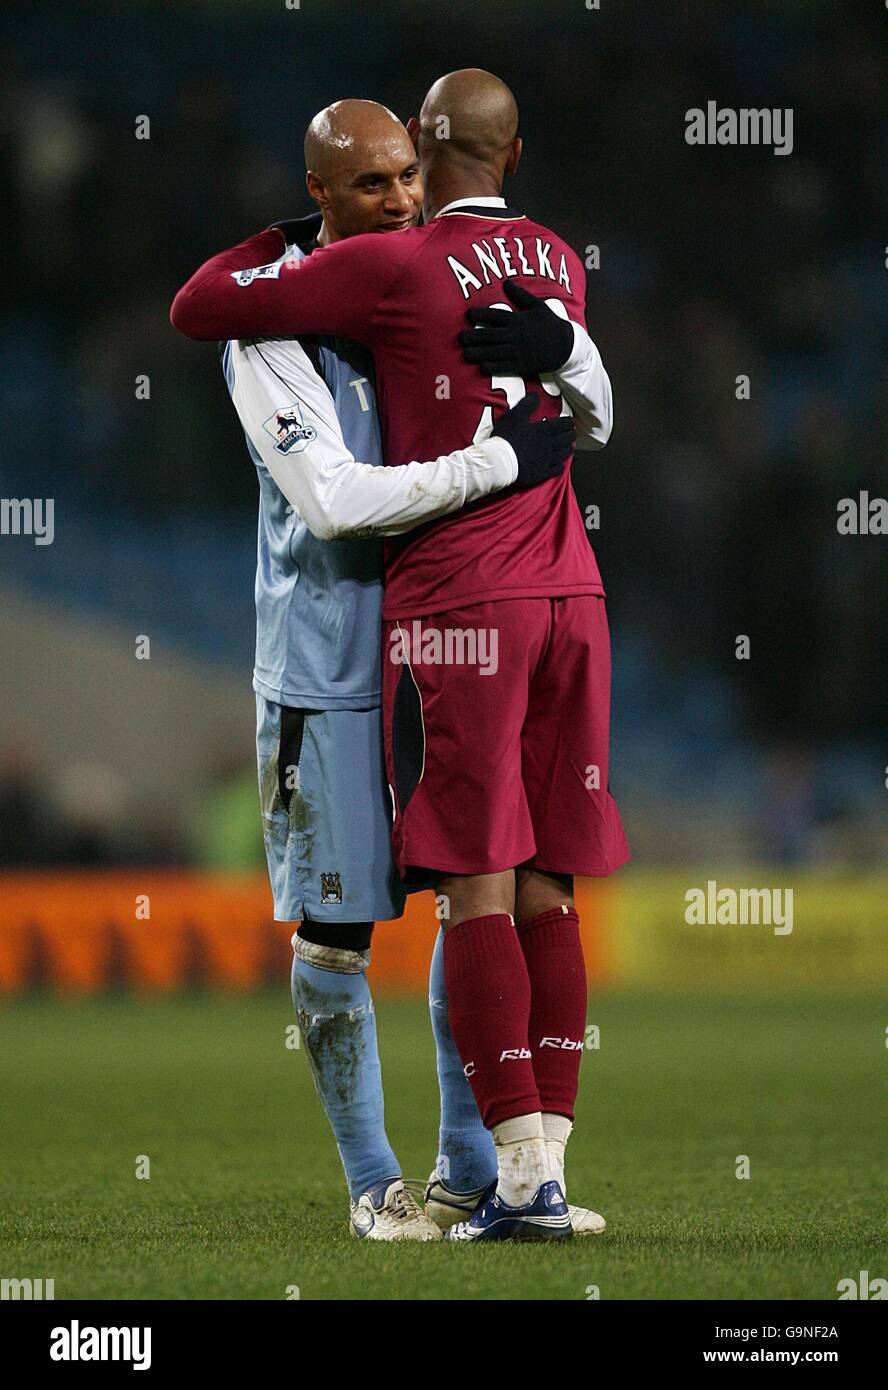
(1, 0, 886, 1304)
(0, 0, 885, 997)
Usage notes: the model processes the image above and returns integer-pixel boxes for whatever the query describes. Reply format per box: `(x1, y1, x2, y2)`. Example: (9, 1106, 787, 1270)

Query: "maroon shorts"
(382, 596, 629, 879)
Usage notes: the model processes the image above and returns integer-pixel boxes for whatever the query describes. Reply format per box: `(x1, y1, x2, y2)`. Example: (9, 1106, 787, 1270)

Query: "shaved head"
(418, 69, 519, 163)
(408, 69, 522, 218)
(304, 99, 405, 179)
(302, 98, 423, 243)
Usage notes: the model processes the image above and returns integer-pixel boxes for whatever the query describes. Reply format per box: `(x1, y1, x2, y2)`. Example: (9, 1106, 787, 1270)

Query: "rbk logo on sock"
(539, 1037, 583, 1050)
(499, 1047, 532, 1061)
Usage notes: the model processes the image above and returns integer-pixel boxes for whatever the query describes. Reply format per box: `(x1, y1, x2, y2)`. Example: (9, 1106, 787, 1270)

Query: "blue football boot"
(443, 1179, 573, 1242)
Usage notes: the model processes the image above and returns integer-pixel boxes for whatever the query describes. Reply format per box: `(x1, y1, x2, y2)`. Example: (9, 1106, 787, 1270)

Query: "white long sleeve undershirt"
(228, 335, 519, 541)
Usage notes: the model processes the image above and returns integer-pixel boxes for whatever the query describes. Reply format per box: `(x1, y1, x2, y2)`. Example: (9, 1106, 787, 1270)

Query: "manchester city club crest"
(263, 405, 318, 455)
(320, 872, 342, 905)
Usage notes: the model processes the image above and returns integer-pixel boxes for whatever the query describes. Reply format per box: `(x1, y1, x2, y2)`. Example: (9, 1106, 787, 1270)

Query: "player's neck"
(317, 217, 341, 247)
(423, 171, 505, 221)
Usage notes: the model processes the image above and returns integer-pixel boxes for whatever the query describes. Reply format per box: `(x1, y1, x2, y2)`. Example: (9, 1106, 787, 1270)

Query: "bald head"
(418, 69, 519, 164)
(304, 99, 407, 179)
(302, 99, 423, 243)
(409, 69, 522, 217)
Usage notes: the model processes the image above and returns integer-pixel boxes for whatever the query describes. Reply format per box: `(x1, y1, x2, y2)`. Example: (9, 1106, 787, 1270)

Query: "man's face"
(307, 128, 423, 240)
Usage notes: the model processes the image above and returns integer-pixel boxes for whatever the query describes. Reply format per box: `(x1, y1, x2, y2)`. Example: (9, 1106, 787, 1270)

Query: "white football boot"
(424, 1171, 606, 1235)
(424, 1175, 489, 1231)
(350, 1177, 442, 1241)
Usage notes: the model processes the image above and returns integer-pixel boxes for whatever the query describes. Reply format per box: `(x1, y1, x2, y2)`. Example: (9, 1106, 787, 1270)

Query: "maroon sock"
(517, 906, 587, 1120)
(443, 913, 541, 1129)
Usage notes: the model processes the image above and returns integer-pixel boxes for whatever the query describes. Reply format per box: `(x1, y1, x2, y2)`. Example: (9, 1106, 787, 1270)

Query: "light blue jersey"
(222, 316, 386, 710)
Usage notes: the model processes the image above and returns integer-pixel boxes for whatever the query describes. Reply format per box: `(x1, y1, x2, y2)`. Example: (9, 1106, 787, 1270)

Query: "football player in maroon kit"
(172, 69, 629, 1241)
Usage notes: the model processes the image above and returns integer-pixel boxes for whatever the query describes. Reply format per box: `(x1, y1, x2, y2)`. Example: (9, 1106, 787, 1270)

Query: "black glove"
(459, 281, 575, 377)
(491, 392, 576, 490)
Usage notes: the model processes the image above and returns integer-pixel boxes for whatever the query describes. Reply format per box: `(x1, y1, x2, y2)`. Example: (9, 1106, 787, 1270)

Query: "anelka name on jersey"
(446, 234, 574, 300)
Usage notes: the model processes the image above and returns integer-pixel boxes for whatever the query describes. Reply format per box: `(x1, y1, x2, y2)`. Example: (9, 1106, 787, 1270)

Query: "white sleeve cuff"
(464, 435, 519, 492)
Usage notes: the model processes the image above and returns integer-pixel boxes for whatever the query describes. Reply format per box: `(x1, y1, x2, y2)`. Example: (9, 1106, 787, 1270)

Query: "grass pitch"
(0, 990, 885, 1300)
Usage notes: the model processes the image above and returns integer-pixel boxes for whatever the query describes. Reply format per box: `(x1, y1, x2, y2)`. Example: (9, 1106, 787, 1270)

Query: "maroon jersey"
(172, 203, 605, 617)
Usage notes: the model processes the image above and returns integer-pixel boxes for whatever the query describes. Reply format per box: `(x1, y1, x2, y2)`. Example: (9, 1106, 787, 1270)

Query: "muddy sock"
(290, 930, 399, 1201)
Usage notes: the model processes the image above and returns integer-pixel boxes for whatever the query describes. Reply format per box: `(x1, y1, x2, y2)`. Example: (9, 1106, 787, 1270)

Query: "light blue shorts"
(256, 694, 407, 924)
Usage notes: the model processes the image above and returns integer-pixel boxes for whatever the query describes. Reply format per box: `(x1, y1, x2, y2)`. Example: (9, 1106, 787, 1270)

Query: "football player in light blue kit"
(217, 99, 576, 1239)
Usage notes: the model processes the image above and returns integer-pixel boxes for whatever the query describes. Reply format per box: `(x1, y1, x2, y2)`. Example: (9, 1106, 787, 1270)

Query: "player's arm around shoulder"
(228, 337, 518, 541)
(171, 224, 412, 345)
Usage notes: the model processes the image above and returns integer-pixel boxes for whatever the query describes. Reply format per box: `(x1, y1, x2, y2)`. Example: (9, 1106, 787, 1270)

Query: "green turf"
(0, 990, 885, 1300)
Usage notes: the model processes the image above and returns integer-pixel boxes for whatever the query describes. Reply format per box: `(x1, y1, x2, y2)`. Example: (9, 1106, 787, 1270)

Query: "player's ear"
(405, 116, 420, 153)
(306, 169, 330, 213)
(505, 136, 522, 178)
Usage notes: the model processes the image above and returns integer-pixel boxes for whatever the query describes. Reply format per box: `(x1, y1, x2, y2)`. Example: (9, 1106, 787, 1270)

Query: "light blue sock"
(429, 927, 497, 1192)
(290, 937, 400, 1201)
